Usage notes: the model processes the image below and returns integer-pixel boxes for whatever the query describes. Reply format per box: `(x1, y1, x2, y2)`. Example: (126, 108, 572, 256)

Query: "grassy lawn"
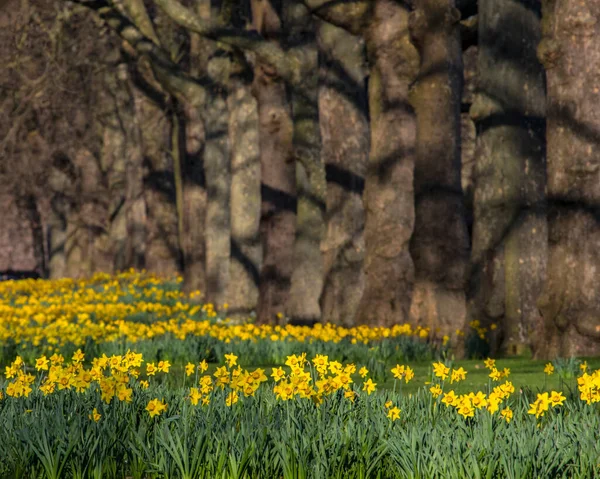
(375, 356, 600, 395)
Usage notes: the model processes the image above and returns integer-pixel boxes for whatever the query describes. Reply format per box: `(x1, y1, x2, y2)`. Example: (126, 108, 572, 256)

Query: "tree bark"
(203, 66, 231, 309)
(317, 21, 368, 327)
(354, 0, 419, 326)
(537, 0, 600, 358)
(409, 0, 469, 338)
(17, 194, 46, 277)
(252, 0, 296, 325)
(138, 92, 181, 277)
(102, 61, 146, 272)
(227, 59, 262, 318)
(469, 0, 546, 356)
(47, 193, 67, 279)
(285, 1, 326, 325)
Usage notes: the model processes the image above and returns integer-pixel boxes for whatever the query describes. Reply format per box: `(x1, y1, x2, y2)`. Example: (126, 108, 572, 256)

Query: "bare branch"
(302, 0, 371, 35)
(152, 0, 295, 83)
(67, 0, 206, 104)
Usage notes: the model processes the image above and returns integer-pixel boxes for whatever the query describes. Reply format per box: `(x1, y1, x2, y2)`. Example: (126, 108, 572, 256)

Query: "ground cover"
(1, 272, 599, 478)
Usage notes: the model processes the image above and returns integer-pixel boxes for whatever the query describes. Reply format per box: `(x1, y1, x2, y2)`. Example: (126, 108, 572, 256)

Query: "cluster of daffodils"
(427, 359, 519, 422)
(1, 350, 400, 421)
(577, 368, 600, 405)
(270, 353, 383, 404)
(2, 352, 590, 426)
(0, 272, 458, 352)
(527, 391, 566, 418)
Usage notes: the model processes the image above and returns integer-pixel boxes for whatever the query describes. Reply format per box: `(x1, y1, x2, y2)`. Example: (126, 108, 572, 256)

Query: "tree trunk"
(102, 61, 147, 272)
(18, 194, 46, 277)
(203, 66, 231, 309)
(469, 0, 546, 357)
(180, 99, 207, 295)
(537, 0, 600, 358)
(461, 45, 478, 230)
(138, 92, 181, 277)
(47, 194, 67, 279)
(317, 21, 369, 327)
(227, 59, 262, 318)
(252, 0, 296, 325)
(285, 1, 326, 325)
(409, 0, 469, 339)
(355, 0, 419, 326)
(127, 86, 148, 270)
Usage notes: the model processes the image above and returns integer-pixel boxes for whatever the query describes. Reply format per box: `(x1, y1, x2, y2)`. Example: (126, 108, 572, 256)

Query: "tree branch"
(68, 0, 206, 105)
(301, 0, 371, 35)
(152, 0, 295, 83)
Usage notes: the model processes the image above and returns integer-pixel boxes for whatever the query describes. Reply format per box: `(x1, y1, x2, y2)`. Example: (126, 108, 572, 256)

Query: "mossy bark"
(409, 0, 469, 338)
(252, 0, 296, 324)
(138, 92, 181, 277)
(468, 0, 546, 356)
(354, 0, 419, 326)
(192, 0, 232, 308)
(317, 21, 368, 327)
(285, 1, 326, 325)
(227, 62, 261, 319)
(101, 62, 146, 273)
(537, 0, 600, 358)
(203, 61, 232, 309)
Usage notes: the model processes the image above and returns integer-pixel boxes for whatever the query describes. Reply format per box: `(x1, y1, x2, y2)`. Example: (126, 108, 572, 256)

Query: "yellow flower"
(139, 380, 149, 389)
(457, 402, 474, 419)
(225, 391, 239, 406)
(500, 407, 513, 423)
(549, 390, 566, 407)
(544, 363, 554, 375)
(35, 356, 49, 371)
(50, 353, 64, 365)
(470, 391, 488, 409)
(39, 381, 55, 396)
(198, 360, 208, 373)
(391, 364, 405, 380)
(224, 353, 238, 368)
(487, 393, 501, 414)
(359, 367, 369, 378)
(450, 367, 467, 384)
(528, 392, 550, 418)
(442, 335, 450, 346)
(185, 363, 195, 377)
(89, 408, 101, 422)
(363, 378, 376, 395)
(117, 386, 133, 403)
(385, 400, 393, 409)
(387, 406, 401, 421)
(489, 368, 502, 381)
(271, 367, 285, 382)
(483, 358, 496, 370)
(404, 366, 415, 383)
(72, 349, 85, 364)
(146, 398, 167, 418)
(430, 384, 442, 398)
(432, 362, 449, 381)
(157, 360, 171, 373)
(442, 390, 458, 407)
(189, 387, 202, 406)
(344, 390, 356, 403)
(580, 361, 588, 373)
